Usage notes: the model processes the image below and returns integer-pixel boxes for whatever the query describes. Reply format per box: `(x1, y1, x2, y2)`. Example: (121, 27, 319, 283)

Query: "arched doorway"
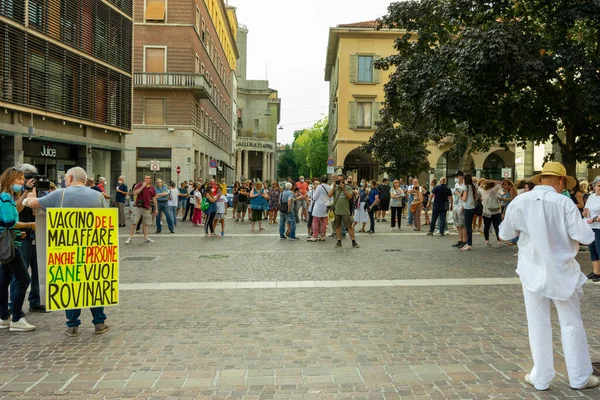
(343, 148, 378, 181)
(434, 151, 474, 180)
(483, 150, 515, 180)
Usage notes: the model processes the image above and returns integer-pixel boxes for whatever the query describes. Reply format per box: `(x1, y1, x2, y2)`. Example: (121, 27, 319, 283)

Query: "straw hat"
(530, 162, 577, 189)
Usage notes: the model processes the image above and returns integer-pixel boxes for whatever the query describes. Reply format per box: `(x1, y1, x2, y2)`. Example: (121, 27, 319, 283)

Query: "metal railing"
(134, 73, 211, 95)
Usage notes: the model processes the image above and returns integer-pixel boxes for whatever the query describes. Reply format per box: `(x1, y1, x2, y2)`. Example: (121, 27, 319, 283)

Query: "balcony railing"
(134, 73, 211, 99)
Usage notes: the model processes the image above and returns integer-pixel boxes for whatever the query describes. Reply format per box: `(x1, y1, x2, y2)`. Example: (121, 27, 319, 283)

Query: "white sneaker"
(572, 375, 600, 390)
(125, 237, 132, 244)
(9, 318, 36, 332)
(0, 318, 10, 329)
(144, 238, 155, 243)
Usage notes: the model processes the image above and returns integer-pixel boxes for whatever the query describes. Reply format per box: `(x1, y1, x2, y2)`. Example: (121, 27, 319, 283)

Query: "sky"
(231, 0, 393, 145)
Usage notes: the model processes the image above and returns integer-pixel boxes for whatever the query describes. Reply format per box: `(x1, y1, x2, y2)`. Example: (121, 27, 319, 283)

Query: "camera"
(24, 172, 50, 193)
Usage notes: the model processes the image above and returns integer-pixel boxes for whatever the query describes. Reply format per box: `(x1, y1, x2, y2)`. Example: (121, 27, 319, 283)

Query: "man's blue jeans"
(156, 201, 175, 232)
(9, 239, 40, 311)
(407, 194, 414, 225)
(66, 308, 106, 328)
(279, 211, 296, 238)
(429, 205, 447, 235)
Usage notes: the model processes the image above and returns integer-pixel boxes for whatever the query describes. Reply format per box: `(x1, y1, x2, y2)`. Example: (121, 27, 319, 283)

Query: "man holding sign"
(23, 167, 113, 337)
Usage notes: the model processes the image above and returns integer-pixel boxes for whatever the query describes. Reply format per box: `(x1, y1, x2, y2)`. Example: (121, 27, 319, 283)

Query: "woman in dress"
(353, 179, 370, 232)
(268, 181, 281, 224)
(389, 179, 405, 231)
(307, 176, 331, 241)
(410, 183, 424, 231)
(232, 181, 240, 222)
(249, 181, 268, 231)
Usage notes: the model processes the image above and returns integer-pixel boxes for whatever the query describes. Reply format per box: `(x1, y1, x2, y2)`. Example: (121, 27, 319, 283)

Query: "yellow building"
(325, 21, 517, 182)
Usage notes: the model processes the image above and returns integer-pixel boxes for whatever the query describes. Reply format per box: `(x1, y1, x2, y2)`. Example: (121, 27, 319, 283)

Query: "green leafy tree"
(278, 118, 329, 179)
(367, 0, 600, 176)
(277, 145, 298, 181)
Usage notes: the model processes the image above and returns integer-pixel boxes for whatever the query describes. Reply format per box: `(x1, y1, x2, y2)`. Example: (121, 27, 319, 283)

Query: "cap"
(453, 171, 464, 177)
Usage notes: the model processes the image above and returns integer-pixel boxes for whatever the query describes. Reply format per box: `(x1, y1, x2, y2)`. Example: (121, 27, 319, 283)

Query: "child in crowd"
(214, 187, 228, 236)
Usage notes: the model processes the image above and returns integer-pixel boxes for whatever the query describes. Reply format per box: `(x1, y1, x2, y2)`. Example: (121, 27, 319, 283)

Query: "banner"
(46, 208, 119, 311)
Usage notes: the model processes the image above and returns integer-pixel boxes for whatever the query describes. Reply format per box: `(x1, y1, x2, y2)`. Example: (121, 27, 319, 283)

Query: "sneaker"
(0, 318, 10, 329)
(452, 241, 465, 247)
(460, 245, 473, 251)
(587, 272, 597, 279)
(144, 238, 155, 243)
(318, 236, 325, 242)
(352, 242, 360, 248)
(426, 232, 433, 236)
(280, 236, 287, 239)
(125, 237, 132, 244)
(592, 276, 600, 284)
(9, 318, 36, 332)
(335, 241, 342, 248)
(221, 232, 225, 236)
(65, 326, 80, 337)
(524, 374, 548, 391)
(367, 231, 374, 234)
(155, 230, 161, 234)
(29, 305, 50, 313)
(307, 237, 318, 242)
(329, 233, 336, 238)
(95, 323, 110, 334)
(288, 237, 299, 241)
(382, 219, 387, 222)
(571, 375, 600, 390)
(391, 228, 397, 231)
(377, 219, 381, 222)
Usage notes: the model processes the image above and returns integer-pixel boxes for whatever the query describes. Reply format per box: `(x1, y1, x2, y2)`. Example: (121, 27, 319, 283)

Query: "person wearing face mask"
(296, 176, 309, 222)
(353, 179, 369, 232)
(115, 175, 128, 227)
(499, 162, 598, 391)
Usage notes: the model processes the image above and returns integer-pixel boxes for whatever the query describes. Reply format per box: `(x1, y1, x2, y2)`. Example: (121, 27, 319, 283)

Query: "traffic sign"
(209, 159, 218, 168)
(150, 160, 160, 172)
(327, 166, 335, 174)
(176, 166, 181, 175)
(327, 158, 335, 166)
(502, 168, 512, 179)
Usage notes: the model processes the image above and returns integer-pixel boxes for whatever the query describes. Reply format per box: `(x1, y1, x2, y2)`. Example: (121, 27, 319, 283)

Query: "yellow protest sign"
(46, 208, 119, 311)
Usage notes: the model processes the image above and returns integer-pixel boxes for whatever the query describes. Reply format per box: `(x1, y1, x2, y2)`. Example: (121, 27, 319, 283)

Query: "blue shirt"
(156, 186, 169, 202)
(115, 183, 128, 203)
(250, 189, 266, 209)
(368, 188, 379, 206)
(0, 192, 20, 247)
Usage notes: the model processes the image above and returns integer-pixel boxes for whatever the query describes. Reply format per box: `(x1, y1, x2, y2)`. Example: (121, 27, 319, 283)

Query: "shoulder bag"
(0, 227, 16, 264)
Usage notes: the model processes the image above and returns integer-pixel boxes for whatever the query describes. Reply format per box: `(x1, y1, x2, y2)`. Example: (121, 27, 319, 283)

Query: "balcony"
(134, 73, 211, 99)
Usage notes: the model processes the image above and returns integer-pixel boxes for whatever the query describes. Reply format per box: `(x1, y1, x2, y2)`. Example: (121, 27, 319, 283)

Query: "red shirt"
(134, 183, 156, 209)
(296, 181, 308, 195)
(98, 183, 106, 193)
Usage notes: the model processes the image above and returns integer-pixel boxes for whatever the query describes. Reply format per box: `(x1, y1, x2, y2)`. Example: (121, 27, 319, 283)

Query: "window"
(357, 102, 372, 128)
(29, 0, 45, 32)
(195, 6, 200, 32)
(254, 119, 259, 133)
(60, 0, 78, 46)
(145, 47, 165, 72)
(195, 54, 200, 73)
(144, 98, 164, 125)
(358, 56, 373, 83)
(201, 19, 206, 43)
(145, 0, 165, 22)
(94, 17, 108, 60)
(29, 53, 46, 108)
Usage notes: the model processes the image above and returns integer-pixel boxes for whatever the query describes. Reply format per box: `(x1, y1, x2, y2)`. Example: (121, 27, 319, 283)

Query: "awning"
(0, 129, 134, 152)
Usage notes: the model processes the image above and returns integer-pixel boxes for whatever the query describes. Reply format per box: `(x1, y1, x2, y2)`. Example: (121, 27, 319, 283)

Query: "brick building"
(0, 0, 133, 188)
(126, 0, 238, 185)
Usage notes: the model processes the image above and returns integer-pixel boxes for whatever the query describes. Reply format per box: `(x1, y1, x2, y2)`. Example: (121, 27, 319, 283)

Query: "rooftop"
(337, 20, 379, 29)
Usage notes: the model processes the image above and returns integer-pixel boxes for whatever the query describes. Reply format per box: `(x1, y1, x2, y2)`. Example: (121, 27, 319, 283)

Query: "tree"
(367, 0, 600, 176)
(278, 118, 329, 179)
(277, 145, 298, 181)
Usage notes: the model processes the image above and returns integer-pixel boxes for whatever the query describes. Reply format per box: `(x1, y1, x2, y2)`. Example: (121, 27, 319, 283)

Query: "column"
(261, 151, 267, 182)
(236, 151, 242, 180)
(243, 150, 249, 180)
(515, 143, 534, 181)
(267, 153, 271, 181)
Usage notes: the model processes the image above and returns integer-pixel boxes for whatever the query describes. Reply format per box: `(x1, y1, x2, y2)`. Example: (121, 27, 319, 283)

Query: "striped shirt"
(0, 192, 21, 247)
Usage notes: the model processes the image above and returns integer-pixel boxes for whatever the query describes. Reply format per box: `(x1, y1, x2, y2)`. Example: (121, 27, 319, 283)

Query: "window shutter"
(145, 98, 165, 125)
(145, 48, 165, 72)
(349, 55, 358, 83)
(145, 0, 165, 21)
(373, 55, 381, 83)
(349, 102, 357, 129)
(373, 102, 382, 125)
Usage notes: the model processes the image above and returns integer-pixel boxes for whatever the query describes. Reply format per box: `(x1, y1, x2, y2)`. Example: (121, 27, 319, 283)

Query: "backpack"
(474, 197, 483, 216)
(378, 185, 390, 201)
(279, 192, 289, 213)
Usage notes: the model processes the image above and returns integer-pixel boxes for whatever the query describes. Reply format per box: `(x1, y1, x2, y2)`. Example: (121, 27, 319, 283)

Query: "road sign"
(150, 160, 160, 172)
(502, 168, 512, 179)
(327, 158, 335, 166)
(209, 159, 218, 168)
(327, 166, 335, 174)
(176, 166, 181, 175)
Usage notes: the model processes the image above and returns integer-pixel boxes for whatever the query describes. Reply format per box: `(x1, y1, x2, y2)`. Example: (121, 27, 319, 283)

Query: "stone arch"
(343, 148, 378, 181)
(482, 150, 515, 180)
(433, 151, 475, 180)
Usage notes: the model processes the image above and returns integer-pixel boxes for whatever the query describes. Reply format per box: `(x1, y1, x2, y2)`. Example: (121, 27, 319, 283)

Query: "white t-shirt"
(167, 188, 179, 207)
(311, 184, 332, 218)
(193, 191, 202, 206)
(453, 183, 466, 207)
(216, 195, 227, 213)
(585, 193, 600, 229)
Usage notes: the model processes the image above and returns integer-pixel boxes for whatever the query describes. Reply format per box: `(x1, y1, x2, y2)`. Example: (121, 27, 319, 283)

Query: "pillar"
(243, 150, 249, 180)
(236, 150, 242, 180)
(262, 151, 267, 182)
(267, 153, 272, 181)
(515, 143, 534, 181)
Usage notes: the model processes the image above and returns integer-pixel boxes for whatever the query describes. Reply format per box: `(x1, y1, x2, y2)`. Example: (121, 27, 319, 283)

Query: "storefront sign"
(40, 144, 57, 158)
(23, 141, 76, 160)
(236, 138, 275, 151)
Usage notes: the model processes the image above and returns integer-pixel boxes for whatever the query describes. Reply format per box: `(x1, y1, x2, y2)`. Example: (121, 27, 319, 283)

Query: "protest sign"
(46, 208, 119, 311)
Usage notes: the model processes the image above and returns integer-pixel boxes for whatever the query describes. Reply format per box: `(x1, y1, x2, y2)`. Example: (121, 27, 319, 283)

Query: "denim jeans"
(429, 205, 447, 235)
(66, 308, 106, 328)
(169, 206, 177, 226)
(464, 208, 476, 245)
(0, 248, 30, 322)
(182, 200, 194, 221)
(589, 229, 600, 262)
(368, 206, 376, 232)
(156, 201, 175, 232)
(391, 206, 402, 228)
(407, 195, 414, 224)
(9, 239, 40, 311)
(279, 211, 296, 238)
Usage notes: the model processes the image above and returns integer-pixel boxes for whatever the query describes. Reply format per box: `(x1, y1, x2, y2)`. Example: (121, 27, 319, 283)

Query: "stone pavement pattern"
(1, 217, 600, 399)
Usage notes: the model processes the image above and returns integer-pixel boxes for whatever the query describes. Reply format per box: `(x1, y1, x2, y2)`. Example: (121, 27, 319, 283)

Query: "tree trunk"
(459, 138, 474, 173)
(562, 124, 577, 178)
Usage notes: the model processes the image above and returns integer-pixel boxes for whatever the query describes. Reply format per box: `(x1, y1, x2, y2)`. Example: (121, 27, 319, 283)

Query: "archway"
(434, 151, 475, 180)
(482, 150, 515, 180)
(343, 148, 378, 181)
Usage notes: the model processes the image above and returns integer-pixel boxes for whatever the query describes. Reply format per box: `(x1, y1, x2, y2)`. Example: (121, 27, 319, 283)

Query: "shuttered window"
(145, 0, 165, 21)
(144, 98, 165, 125)
(350, 55, 382, 84)
(145, 48, 165, 73)
(349, 101, 381, 130)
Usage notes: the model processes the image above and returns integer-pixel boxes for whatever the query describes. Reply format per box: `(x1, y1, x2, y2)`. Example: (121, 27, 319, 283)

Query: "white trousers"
(522, 285, 593, 390)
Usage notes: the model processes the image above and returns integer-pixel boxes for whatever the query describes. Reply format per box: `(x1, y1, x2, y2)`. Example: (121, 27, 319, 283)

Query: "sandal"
(358, 229, 366, 233)
(259, 227, 265, 231)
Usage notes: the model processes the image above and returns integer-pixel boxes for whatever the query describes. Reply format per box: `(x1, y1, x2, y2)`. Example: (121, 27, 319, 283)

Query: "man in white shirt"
(451, 171, 467, 248)
(499, 162, 598, 391)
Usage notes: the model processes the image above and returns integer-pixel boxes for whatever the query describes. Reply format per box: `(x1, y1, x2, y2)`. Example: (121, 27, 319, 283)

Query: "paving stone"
(124, 380, 156, 389)
(182, 379, 214, 388)
(0, 383, 31, 392)
(219, 370, 246, 377)
(94, 380, 126, 390)
(302, 368, 331, 376)
(303, 376, 333, 384)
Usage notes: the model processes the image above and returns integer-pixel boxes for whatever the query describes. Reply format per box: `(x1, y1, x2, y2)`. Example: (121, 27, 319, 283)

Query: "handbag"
(201, 197, 209, 212)
(410, 203, 418, 214)
(0, 228, 16, 264)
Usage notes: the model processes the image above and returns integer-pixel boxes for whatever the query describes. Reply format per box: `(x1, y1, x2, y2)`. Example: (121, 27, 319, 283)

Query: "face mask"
(454, 178, 459, 184)
(300, 179, 304, 182)
(360, 183, 365, 188)
(11, 184, 23, 193)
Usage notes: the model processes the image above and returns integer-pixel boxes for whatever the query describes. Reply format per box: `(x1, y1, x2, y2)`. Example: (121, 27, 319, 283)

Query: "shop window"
(145, 47, 165, 73)
(145, 0, 165, 22)
(144, 98, 165, 125)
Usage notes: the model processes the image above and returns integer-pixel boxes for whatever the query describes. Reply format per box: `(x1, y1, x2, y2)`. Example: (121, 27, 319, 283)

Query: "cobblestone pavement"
(2, 216, 600, 399)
